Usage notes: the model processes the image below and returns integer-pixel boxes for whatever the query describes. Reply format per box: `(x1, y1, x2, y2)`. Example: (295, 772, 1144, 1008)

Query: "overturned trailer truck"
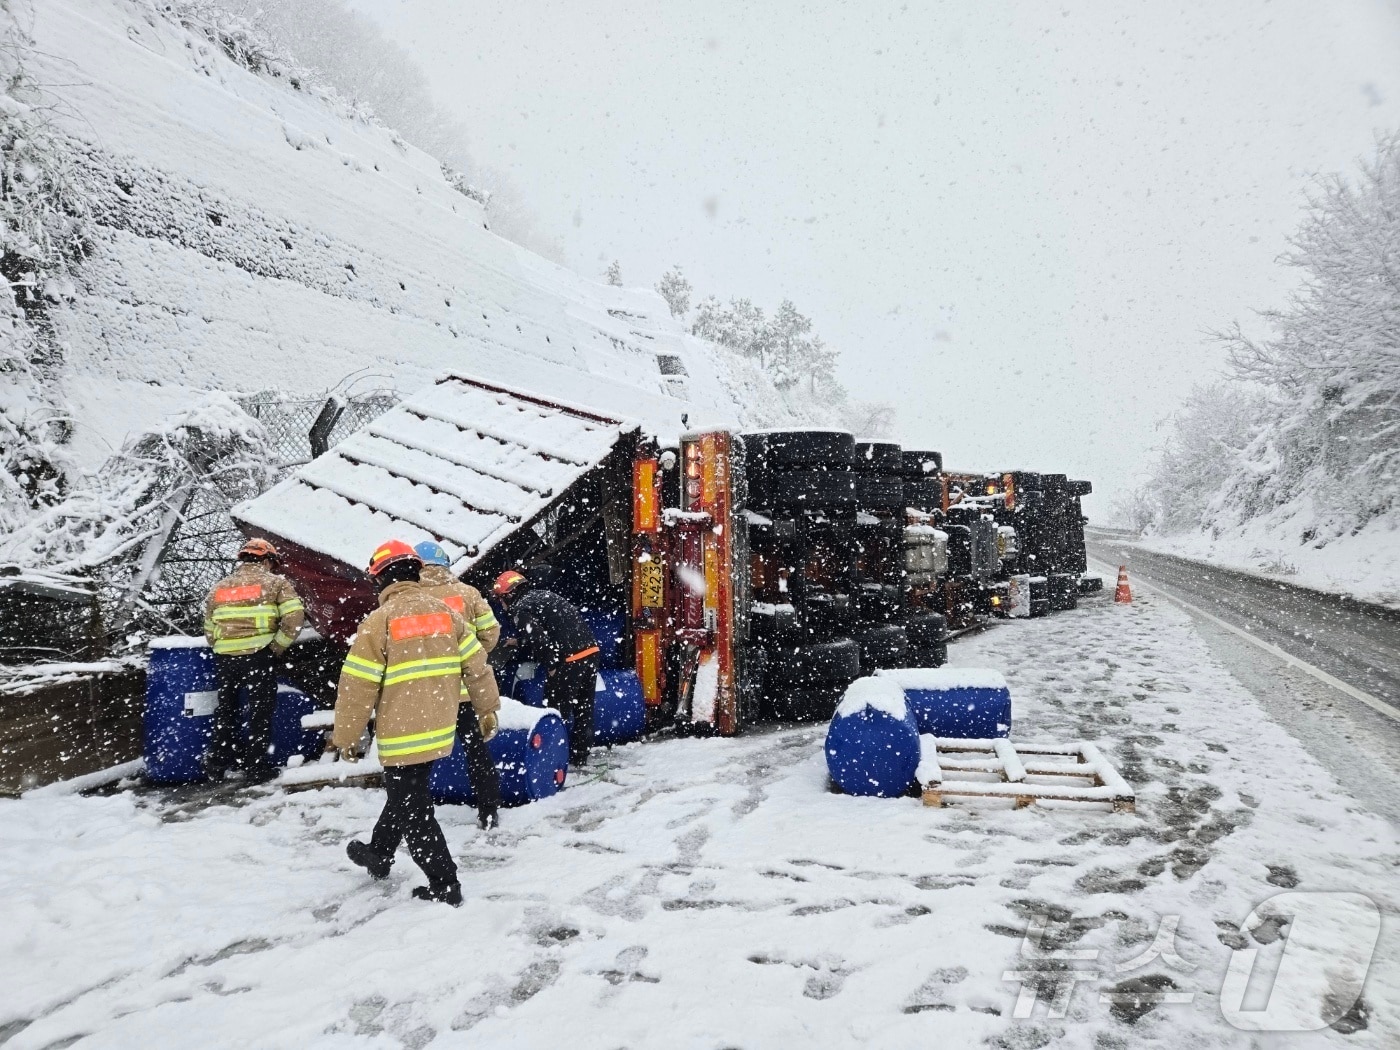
(234, 374, 1093, 737)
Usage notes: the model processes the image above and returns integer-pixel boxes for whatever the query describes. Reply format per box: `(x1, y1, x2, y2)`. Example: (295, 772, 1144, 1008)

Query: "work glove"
(323, 739, 361, 763)
(477, 710, 499, 743)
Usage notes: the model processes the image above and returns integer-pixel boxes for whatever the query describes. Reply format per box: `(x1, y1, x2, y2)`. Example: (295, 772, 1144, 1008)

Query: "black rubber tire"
(1013, 471, 1043, 491)
(1067, 479, 1092, 497)
(856, 474, 904, 510)
(1048, 573, 1079, 611)
(748, 604, 799, 645)
(1078, 574, 1103, 593)
(906, 640, 948, 668)
(749, 467, 857, 512)
(902, 450, 943, 477)
(854, 441, 903, 475)
(745, 430, 855, 468)
(761, 636, 860, 687)
(1028, 576, 1050, 618)
(904, 611, 947, 648)
(904, 478, 942, 510)
(855, 583, 902, 625)
(943, 525, 972, 577)
(766, 683, 845, 723)
(857, 625, 908, 671)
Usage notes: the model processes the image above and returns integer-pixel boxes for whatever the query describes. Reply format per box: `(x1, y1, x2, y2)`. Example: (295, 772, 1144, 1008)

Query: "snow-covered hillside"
(23, 0, 802, 473)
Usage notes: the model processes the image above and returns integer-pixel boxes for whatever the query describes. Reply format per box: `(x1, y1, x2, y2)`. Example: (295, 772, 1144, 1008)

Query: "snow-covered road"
(3, 591, 1397, 1049)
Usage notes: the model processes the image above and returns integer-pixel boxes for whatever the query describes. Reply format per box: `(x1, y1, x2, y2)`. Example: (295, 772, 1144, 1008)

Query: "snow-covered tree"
(605, 259, 623, 287)
(656, 265, 691, 317)
(1133, 133, 1400, 543)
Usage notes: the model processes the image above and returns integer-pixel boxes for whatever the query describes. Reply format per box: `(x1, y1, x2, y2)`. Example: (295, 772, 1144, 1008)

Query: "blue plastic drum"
(144, 637, 219, 783)
(875, 668, 1012, 738)
(271, 684, 326, 766)
(824, 677, 921, 798)
(430, 698, 570, 806)
(580, 607, 628, 669)
(593, 669, 645, 744)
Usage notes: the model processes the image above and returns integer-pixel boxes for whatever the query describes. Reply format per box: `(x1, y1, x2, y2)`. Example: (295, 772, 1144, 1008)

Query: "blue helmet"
(413, 541, 451, 567)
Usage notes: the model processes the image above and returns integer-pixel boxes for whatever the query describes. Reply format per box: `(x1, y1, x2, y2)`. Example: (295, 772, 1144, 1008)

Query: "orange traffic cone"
(1114, 565, 1132, 603)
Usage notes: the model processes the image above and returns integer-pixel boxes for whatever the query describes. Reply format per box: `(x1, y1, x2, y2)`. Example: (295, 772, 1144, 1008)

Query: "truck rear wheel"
(745, 430, 855, 469)
(748, 468, 857, 512)
(761, 636, 861, 688)
(854, 441, 903, 474)
(856, 625, 908, 670)
(904, 611, 946, 648)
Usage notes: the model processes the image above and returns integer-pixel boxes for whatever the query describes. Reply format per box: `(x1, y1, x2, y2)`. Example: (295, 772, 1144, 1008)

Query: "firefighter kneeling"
(332, 540, 500, 906)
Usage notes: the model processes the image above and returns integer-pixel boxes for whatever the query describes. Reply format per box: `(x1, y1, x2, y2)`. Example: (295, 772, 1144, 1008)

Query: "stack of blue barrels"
(429, 697, 570, 806)
(825, 669, 1013, 798)
(510, 605, 645, 747)
(143, 637, 323, 783)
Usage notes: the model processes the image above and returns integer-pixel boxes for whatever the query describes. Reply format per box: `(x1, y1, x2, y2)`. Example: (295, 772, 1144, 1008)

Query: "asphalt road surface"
(1086, 534, 1400, 826)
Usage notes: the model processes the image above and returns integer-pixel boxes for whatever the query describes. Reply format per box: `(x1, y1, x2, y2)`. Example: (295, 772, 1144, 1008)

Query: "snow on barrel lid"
(233, 373, 637, 575)
(149, 635, 210, 649)
(876, 667, 1010, 691)
(495, 695, 556, 733)
(835, 676, 910, 720)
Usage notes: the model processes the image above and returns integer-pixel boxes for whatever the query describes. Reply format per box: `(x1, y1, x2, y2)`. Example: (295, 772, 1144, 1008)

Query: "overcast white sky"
(347, 0, 1400, 513)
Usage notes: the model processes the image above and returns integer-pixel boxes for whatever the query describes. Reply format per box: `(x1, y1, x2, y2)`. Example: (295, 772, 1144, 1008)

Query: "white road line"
(1088, 557, 1400, 726)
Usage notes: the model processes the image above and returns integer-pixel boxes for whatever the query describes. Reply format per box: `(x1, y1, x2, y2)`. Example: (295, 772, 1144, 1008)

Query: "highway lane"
(1087, 537, 1400, 712)
(1085, 535, 1400, 825)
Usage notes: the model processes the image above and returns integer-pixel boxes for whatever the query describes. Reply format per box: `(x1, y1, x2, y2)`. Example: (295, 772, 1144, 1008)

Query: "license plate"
(638, 560, 665, 608)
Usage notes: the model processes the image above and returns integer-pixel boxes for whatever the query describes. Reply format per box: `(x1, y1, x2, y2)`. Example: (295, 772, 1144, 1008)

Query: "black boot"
(347, 840, 391, 880)
(413, 882, 463, 906)
(477, 806, 499, 831)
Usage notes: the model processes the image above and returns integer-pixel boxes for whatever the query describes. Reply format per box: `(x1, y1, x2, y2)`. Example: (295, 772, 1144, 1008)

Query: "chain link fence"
(124, 390, 397, 637)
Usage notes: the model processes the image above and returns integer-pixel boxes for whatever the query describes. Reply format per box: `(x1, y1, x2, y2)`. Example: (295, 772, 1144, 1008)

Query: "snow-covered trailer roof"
(233, 374, 638, 640)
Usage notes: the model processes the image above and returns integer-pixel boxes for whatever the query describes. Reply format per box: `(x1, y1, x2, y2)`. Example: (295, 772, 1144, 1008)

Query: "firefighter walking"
(415, 541, 504, 829)
(331, 541, 500, 906)
(493, 570, 598, 767)
(202, 538, 304, 782)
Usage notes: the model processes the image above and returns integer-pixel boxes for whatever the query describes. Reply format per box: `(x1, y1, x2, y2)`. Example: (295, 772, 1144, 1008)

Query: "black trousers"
(456, 702, 501, 815)
(371, 763, 457, 887)
(547, 656, 597, 763)
(211, 648, 279, 773)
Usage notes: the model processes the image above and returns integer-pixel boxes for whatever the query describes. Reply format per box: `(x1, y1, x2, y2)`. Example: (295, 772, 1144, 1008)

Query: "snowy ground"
(4, 591, 1397, 1049)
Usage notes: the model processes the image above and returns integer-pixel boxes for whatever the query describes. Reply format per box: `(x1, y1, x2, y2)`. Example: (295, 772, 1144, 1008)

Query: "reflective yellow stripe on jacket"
(382, 656, 461, 687)
(458, 633, 483, 663)
(471, 610, 499, 633)
(214, 633, 276, 655)
(342, 653, 386, 684)
(377, 724, 456, 759)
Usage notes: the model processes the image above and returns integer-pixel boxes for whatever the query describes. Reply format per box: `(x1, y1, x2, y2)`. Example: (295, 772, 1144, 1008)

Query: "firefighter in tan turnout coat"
(202, 538, 304, 782)
(415, 540, 505, 829)
(333, 540, 501, 906)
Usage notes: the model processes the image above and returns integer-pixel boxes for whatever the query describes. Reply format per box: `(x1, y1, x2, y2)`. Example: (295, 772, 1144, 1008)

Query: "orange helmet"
(367, 539, 421, 577)
(239, 538, 279, 560)
(493, 570, 528, 598)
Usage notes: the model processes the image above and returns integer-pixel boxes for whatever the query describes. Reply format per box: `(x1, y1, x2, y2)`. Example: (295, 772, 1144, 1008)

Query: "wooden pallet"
(919, 738, 1135, 813)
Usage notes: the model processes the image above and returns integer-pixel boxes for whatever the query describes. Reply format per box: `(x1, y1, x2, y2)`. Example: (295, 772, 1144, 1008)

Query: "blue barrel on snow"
(430, 698, 570, 805)
(594, 669, 646, 744)
(875, 667, 1012, 739)
(581, 608, 627, 669)
(824, 677, 921, 798)
(144, 637, 219, 783)
(270, 684, 326, 766)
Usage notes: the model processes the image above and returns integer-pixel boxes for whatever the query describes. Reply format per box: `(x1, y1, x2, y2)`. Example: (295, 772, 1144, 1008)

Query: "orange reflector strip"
(635, 459, 658, 532)
(388, 612, 453, 641)
(637, 629, 660, 704)
(215, 584, 262, 603)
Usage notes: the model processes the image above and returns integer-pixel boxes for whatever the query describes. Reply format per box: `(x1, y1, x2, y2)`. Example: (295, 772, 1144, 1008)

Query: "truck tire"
(902, 450, 943, 477)
(857, 625, 908, 670)
(904, 611, 946, 648)
(762, 636, 861, 687)
(855, 583, 902, 625)
(855, 474, 904, 510)
(747, 430, 855, 468)
(1048, 573, 1079, 611)
(906, 640, 948, 668)
(767, 683, 845, 723)
(749, 468, 857, 512)
(904, 478, 942, 510)
(854, 441, 903, 474)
